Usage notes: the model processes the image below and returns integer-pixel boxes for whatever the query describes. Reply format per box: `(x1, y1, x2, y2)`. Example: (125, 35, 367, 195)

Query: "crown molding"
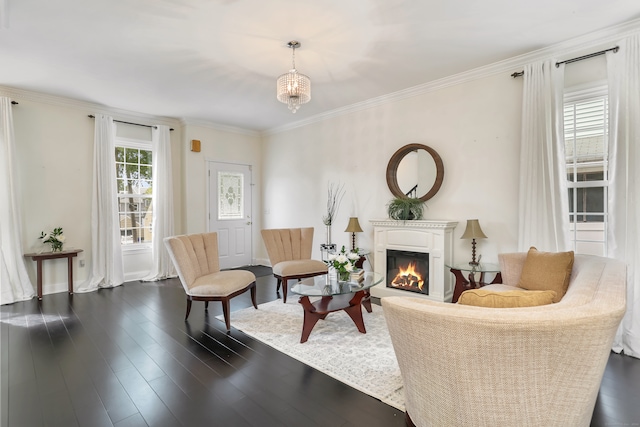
(0, 85, 181, 128)
(265, 18, 640, 135)
(178, 118, 260, 137)
(0, 85, 262, 137)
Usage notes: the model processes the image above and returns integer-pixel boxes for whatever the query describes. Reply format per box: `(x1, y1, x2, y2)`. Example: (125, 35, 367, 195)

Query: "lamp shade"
(460, 219, 487, 239)
(345, 217, 363, 233)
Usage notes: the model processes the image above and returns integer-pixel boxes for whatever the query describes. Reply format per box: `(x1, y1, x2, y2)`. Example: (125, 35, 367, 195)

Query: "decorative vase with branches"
(322, 182, 345, 244)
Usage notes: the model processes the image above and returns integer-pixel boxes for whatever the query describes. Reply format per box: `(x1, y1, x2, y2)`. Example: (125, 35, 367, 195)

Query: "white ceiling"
(2, 0, 640, 132)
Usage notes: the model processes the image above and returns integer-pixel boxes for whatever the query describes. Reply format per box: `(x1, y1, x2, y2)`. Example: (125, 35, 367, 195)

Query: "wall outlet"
(79, 260, 85, 267)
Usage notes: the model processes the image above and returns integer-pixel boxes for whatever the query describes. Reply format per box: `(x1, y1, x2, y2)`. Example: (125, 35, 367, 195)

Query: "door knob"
(246, 221, 252, 225)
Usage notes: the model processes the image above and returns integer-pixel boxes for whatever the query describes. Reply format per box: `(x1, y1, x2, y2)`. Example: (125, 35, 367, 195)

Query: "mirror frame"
(386, 143, 444, 202)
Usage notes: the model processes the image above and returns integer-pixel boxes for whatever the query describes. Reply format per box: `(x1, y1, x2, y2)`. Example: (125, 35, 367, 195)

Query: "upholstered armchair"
(164, 232, 257, 330)
(383, 254, 626, 427)
(261, 227, 328, 303)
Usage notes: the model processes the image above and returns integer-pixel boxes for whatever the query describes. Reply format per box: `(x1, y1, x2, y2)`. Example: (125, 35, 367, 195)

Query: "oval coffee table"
(290, 272, 383, 343)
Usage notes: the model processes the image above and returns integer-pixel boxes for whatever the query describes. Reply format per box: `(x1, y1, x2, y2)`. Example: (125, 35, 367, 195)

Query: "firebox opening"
(386, 249, 429, 295)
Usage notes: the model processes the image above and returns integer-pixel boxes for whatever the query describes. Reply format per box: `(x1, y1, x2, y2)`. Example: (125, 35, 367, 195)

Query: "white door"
(208, 162, 252, 269)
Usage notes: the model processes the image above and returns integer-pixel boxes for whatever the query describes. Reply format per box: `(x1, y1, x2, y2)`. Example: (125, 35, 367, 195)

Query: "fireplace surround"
(370, 219, 457, 302)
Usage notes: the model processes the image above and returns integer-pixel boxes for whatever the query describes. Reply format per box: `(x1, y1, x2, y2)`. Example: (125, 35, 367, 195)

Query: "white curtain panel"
(608, 34, 640, 359)
(517, 60, 570, 252)
(0, 97, 34, 304)
(142, 125, 175, 281)
(77, 114, 124, 292)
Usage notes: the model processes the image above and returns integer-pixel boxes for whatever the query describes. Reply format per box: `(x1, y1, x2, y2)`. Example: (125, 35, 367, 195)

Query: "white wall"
(262, 73, 522, 265)
(8, 96, 183, 295)
(261, 55, 608, 266)
(182, 124, 263, 263)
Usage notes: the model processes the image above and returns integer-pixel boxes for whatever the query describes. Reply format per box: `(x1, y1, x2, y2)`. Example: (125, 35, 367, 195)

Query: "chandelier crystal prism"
(276, 41, 311, 113)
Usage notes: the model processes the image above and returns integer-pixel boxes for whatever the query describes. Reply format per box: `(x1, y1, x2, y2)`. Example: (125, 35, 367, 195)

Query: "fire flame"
(392, 261, 424, 290)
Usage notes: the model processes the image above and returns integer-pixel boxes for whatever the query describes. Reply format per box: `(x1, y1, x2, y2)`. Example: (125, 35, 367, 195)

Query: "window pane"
(218, 172, 244, 220)
(125, 163, 139, 180)
(139, 165, 152, 180)
(116, 143, 153, 246)
(125, 148, 139, 163)
(565, 91, 608, 256)
(140, 150, 152, 165)
(139, 180, 153, 195)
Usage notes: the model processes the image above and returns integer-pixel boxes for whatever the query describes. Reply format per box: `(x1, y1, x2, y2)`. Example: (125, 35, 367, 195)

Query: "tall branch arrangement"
(322, 182, 345, 226)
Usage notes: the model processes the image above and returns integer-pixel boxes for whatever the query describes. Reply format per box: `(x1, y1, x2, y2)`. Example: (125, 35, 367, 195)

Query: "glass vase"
(338, 270, 351, 283)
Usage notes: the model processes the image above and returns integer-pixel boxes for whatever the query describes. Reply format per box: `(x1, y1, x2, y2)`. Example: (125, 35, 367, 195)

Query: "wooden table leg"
(36, 259, 43, 300)
(344, 291, 367, 333)
(298, 292, 370, 343)
(67, 257, 74, 295)
(451, 268, 469, 303)
(299, 296, 327, 343)
(361, 290, 372, 313)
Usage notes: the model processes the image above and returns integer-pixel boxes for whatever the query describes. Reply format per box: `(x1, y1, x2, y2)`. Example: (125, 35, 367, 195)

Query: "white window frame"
(564, 84, 608, 256)
(115, 137, 153, 251)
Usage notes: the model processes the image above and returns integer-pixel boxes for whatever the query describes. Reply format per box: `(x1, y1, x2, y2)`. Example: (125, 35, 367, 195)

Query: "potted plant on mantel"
(387, 197, 425, 221)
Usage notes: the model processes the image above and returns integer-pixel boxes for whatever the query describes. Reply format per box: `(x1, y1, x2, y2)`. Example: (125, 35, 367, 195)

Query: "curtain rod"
(511, 46, 619, 78)
(88, 115, 174, 131)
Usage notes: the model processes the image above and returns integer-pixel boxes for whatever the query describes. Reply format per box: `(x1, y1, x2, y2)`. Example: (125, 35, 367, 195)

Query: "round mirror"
(386, 143, 444, 202)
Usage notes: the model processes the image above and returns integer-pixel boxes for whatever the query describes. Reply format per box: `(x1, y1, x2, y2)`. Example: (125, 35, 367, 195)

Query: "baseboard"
(41, 281, 74, 296)
(124, 270, 151, 282)
(254, 258, 271, 267)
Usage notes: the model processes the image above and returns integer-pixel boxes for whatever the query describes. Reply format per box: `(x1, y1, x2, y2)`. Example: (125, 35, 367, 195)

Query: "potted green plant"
(387, 197, 425, 221)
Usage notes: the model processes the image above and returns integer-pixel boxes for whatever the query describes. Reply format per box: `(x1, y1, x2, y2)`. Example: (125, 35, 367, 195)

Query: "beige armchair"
(164, 232, 257, 330)
(261, 227, 328, 303)
(383, 254, 626, 427)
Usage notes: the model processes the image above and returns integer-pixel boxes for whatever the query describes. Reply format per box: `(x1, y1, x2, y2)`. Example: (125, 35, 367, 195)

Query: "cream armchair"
(164, 232, 257, 330)
(261, 227, 328, 303)
(382, 254, 626, 427)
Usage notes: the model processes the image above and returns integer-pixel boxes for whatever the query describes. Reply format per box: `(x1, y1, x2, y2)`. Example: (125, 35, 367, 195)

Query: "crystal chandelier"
(276, 41, 311, 113)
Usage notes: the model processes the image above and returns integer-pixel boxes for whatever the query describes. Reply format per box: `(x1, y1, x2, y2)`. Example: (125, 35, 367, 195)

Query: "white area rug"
(224, 299, 405, 411)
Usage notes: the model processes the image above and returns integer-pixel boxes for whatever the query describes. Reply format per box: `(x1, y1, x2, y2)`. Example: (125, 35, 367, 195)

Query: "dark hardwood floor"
(1, 271, 639, 427)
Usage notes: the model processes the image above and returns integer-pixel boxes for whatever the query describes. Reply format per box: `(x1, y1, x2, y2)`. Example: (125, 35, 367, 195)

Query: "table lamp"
(460, 219, 487, 266)
(344, 217, 363, 252)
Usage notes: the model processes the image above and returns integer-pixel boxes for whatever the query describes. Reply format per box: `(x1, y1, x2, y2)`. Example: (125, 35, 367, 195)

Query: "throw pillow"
(518, 247, 574, 303)
(458, 289, 557, 308)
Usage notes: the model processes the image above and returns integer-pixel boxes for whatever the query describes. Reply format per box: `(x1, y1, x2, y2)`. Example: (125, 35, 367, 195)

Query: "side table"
(24, 249, 83, 300)
(354, 249, 370, 269)
(320, 243, 337, 262)
(447, 262, 502, 303)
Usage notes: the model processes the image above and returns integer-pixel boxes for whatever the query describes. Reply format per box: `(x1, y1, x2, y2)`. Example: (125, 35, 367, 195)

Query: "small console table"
(24, 249, 83, 300)
(447, 262, 502, 303)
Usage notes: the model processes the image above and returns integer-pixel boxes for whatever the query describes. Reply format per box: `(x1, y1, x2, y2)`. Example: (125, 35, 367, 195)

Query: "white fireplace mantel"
(370, 219, 458, 303)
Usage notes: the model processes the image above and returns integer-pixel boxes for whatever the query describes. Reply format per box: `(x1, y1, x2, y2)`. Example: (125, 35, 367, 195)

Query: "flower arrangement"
(327, 245, 360, 282)
(39, 227, 65, 252)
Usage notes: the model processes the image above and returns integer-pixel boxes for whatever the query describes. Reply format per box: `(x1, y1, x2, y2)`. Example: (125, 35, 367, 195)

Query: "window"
(564, 86, 608, 256)
(115, 139, 153, 246)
